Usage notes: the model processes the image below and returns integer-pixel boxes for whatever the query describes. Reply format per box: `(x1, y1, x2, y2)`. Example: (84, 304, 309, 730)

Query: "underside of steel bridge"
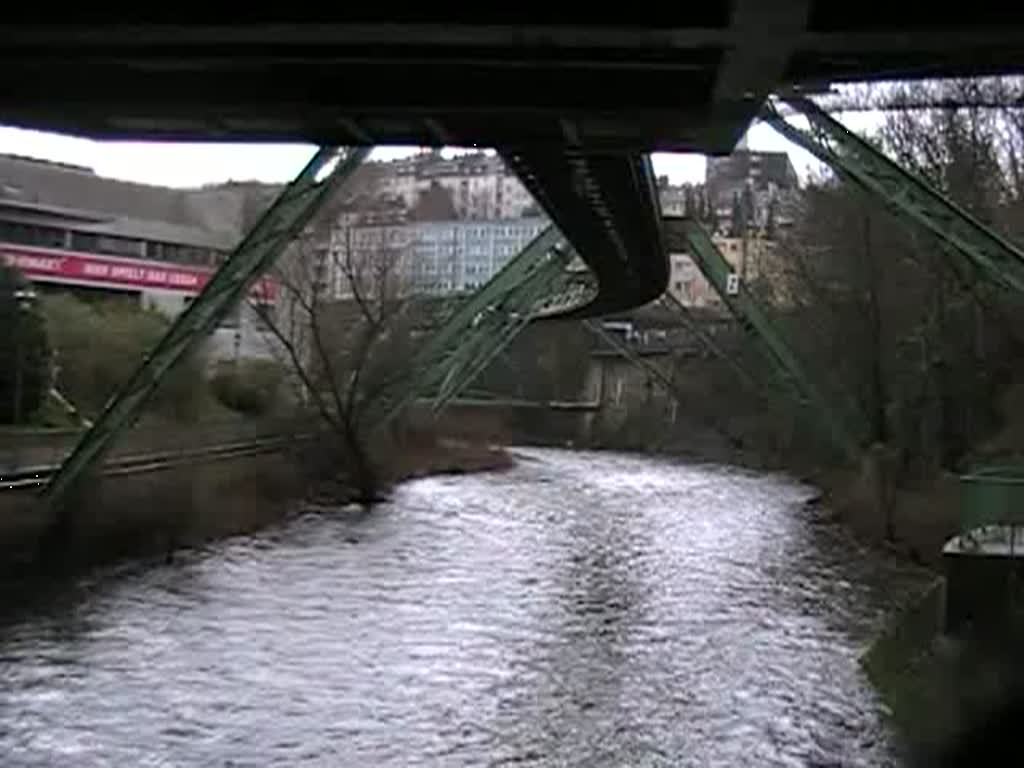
(5, 10, 1024, 148)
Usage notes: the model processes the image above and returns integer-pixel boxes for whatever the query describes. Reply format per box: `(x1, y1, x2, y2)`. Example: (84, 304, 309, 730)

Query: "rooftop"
(0, 153, 191, 226)
(0, 153, 269, 246)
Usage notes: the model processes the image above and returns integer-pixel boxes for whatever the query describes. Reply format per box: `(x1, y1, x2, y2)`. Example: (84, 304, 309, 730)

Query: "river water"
(0, 449, 932, 766)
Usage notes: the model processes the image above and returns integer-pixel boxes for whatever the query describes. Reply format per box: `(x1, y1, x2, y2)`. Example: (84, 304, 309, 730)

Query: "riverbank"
(861, 579, 1024, 763)
(391, 435, 516, 481)
(660, 434, 961, 572)
(812, 460, 959, 570)
(0, 431, 515, 582)
(818, 458, 1024, 761)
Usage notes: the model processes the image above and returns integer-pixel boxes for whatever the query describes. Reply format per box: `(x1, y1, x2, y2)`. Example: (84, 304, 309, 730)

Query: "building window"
(70, 232, 99, 252)
(93, 234, 145, 258)
(219, 304, 241, 329)
(0, 221, 67, 249)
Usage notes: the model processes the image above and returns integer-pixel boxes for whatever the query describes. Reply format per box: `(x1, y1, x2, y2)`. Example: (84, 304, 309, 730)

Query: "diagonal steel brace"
(763, 96, 1024, 293)
(376, 226, 592, 424)
(43, 146, 370, 504)
(665, 216, 862, 460)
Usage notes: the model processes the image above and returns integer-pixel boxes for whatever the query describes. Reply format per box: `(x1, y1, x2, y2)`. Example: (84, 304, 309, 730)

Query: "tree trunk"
(340, 417, 380, 502)
(862, 209, 888, 445)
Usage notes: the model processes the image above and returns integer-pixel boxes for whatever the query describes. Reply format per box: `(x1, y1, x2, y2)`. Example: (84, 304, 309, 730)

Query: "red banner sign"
(0, 243, 277, 302)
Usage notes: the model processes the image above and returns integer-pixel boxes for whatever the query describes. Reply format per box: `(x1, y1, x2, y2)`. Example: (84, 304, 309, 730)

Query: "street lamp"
(12, 288, 36, 425)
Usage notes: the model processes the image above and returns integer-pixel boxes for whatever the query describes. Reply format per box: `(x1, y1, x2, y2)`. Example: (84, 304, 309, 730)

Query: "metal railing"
(960, 464, 1024, 542)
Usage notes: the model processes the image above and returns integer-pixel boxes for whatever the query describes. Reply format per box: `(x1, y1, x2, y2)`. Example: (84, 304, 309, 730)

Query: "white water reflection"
(0, 449, 930, 766)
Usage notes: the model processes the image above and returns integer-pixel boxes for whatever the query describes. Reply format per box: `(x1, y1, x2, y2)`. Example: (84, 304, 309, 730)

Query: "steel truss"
(667, 217, 861, 460)
(379, 226, 594, 423)
(763, 96, 1024, 293)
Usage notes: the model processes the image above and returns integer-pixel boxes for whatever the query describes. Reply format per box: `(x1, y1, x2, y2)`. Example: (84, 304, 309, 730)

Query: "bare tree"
(760, 80, 1024, 482)
(250, 216, 415, 502)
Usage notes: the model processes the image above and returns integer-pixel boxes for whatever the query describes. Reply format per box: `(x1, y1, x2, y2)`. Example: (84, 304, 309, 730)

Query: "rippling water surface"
(0, 449, 932, 766)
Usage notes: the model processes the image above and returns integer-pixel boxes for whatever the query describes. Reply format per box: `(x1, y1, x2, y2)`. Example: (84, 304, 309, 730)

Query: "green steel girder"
(763, 96, 1024, 293)
(379, 226, 593, 423)
(666, 217, 862, 460)
(43, 146, 370, 504)
(431, 266, 587, 407)
(583, 320, 681, 399)
(657, 290, 761, 392)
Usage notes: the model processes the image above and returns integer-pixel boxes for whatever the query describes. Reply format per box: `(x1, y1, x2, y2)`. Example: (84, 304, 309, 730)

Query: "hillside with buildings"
(658, 146, 800, 308)
(0, 146, 803, 362)
(323, 150, 546, 298)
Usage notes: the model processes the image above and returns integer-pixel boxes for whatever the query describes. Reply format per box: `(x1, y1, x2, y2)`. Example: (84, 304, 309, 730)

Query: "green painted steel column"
(665, 216, 862, 460)
(377, 226, 593, 424)
(43, 146, 370, 504)
(960, 464, 1024, 535)
(583, 320, 681, 399)
(763, 96, 1024, 293)
(657, 291, 761, 392)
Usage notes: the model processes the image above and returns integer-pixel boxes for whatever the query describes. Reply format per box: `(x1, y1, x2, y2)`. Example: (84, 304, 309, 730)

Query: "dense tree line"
(760, 79, 1024, 481)
(42, 293, 207, 423)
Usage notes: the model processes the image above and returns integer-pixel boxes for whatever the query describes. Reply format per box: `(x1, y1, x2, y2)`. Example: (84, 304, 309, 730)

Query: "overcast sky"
(0, 114, 878, 190)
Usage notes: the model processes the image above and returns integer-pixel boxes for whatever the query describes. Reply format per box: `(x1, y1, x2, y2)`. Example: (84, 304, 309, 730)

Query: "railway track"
(0, 436, 292, 493)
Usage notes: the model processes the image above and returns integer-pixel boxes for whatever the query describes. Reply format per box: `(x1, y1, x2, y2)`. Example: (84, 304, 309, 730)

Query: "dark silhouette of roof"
(707, 150, 799, 195)
(0, 152, 278, 244)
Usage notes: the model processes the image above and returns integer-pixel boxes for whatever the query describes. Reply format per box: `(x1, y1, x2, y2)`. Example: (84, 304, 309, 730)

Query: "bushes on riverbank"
(209, 358, 283, 416)
(43, 294, 206, 422)
(297, 417, 514, 506)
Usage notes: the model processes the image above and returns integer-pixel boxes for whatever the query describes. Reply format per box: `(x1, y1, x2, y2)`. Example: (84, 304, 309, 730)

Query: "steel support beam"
(379, 226, 593, 423)
(583, 320, 681, 400)
(42, 146, 370, 504)
(664, 216, 861, 460)
(763, 96, 1024, 293)
(657, 291, 761, 392)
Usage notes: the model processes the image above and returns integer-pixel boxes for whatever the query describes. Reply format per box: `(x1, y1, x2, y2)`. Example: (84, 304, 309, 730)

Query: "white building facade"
(328, 216, 548, 299)
(406, 217, 548, 295)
